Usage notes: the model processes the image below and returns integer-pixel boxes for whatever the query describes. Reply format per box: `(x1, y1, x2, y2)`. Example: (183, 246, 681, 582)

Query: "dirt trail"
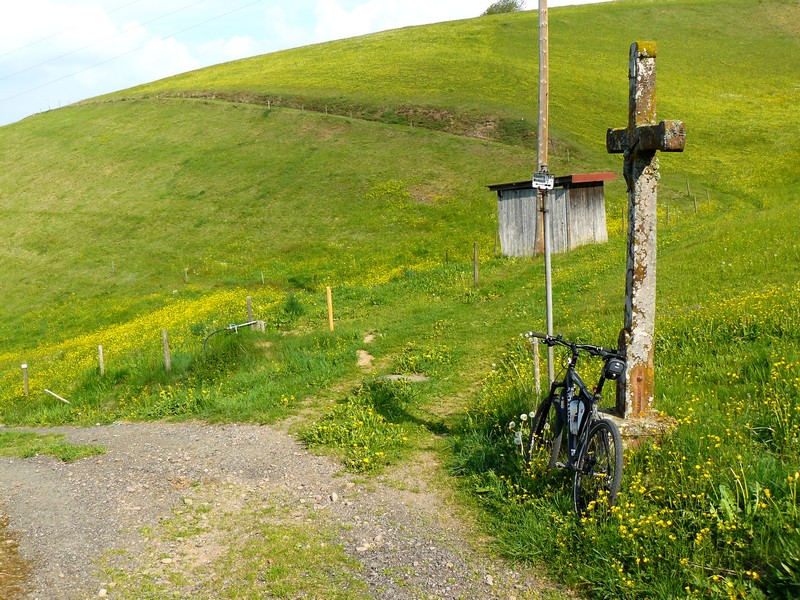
(0, 422, 561, 599)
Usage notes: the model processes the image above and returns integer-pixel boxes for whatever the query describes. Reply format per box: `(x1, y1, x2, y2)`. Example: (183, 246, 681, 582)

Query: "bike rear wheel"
(525, 397, 563, 470)
(573, 418, 623, 515)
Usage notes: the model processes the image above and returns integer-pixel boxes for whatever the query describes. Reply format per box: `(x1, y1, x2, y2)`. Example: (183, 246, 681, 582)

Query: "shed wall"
(496, 183, 608, 257)
(567, 184, 608, 247)
(550, 187, 569, 254)
(498, 188, 540, 257)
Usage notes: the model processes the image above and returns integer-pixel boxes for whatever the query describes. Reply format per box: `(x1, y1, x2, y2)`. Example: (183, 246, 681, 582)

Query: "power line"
(0, 0, 141, 60)
(0, 0, 209, 83)
(1, 0, 263, 106)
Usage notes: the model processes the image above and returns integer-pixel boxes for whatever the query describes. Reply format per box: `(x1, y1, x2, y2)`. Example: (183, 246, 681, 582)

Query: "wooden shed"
(488, 172, 615, 257)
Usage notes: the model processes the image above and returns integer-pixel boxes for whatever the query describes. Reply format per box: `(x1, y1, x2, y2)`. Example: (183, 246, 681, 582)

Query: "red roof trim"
(569, 172, 616, 184)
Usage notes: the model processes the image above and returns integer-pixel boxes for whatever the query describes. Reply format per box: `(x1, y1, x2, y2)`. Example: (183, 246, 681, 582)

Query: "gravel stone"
(0, 422, 561, 599)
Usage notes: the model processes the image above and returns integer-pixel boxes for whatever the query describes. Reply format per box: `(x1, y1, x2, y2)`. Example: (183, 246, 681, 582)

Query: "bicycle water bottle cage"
(603, 357, 626, 380)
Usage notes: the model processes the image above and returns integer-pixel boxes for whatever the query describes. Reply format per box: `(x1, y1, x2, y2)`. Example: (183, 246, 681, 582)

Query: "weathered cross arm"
(605, 41, 686, 419)
(607, 120, 686, 154)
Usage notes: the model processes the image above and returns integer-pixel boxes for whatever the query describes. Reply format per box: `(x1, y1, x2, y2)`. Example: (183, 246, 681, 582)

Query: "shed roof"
(487, 172, 616, 193)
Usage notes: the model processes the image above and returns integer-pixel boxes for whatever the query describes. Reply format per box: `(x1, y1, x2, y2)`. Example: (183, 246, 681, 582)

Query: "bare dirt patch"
(357, 350, 374, 368)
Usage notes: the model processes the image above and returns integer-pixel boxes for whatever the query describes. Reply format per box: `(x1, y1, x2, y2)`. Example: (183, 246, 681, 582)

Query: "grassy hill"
(0, 0, 798, 597)
(111, 0, 799, 207)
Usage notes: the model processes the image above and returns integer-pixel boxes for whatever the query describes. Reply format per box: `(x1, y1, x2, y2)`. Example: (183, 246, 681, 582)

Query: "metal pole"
(533, 338, 541, 397)
(538, 0, 555, 385)
(542, 190, 554, 384)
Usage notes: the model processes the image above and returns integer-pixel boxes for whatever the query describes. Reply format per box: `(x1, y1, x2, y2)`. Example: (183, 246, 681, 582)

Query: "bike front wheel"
(525, 398, 563, 470)
(573, 418, 623, 515)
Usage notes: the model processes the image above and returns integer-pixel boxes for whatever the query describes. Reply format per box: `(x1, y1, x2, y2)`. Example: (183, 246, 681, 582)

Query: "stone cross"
(606, 42, 685, 418)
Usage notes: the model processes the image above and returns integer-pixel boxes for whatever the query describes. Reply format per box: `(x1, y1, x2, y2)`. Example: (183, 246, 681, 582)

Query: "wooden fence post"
(98, 345, 105, 377)
(21, 364, 29, 396)
(162, 329, 171, 372)
(326, 287, 334, 332)
(473, 242, 479, 286)
(247, 296, 257, 330)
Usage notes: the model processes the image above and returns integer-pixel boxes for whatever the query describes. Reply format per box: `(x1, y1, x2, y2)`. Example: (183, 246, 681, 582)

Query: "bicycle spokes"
(573, 419, 623, 515)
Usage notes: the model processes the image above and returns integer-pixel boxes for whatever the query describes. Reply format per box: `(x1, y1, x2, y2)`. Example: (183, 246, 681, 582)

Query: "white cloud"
(0, 0, 200, 123)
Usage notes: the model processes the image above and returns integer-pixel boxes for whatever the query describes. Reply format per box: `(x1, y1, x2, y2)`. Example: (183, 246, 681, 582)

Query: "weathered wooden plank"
(498, 189, 539, 257)
(550, 188, 568, 254)
(493, 179, 610, 257)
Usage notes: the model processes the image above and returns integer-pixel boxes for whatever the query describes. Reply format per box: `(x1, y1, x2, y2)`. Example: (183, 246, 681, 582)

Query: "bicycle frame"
(545, 341, 615, 470)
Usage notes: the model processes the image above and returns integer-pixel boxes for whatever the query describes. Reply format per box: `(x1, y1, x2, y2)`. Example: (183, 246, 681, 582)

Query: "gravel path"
(0, 422, 561, 600)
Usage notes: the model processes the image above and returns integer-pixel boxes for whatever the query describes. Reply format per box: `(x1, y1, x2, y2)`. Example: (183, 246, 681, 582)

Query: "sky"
(0, 0, 611, 126)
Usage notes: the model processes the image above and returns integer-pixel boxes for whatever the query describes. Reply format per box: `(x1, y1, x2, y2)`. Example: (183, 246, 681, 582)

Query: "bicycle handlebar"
(523, 331, 620, 359)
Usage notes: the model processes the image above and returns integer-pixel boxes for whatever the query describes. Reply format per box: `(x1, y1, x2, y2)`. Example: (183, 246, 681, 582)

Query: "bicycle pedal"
(555, 461, 567, 469)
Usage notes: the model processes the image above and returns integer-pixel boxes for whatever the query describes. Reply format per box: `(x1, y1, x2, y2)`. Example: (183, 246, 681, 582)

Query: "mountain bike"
(521, 332, 626, 515)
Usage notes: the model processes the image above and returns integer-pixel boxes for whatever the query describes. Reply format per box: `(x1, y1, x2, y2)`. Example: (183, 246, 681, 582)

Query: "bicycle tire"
(525, 397, 563, 470)
(573, 418, 623, 515)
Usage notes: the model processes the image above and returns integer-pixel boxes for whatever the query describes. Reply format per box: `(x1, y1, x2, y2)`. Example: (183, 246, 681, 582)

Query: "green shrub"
(481, 0, 525, 16)
(300, 380, 418, 473)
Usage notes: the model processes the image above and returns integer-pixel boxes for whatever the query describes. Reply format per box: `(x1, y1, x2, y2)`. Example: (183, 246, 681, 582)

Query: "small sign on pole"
(532, 171, 555, 190)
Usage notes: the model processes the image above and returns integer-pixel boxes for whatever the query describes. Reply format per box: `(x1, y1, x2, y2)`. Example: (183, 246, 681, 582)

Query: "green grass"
(299, 379, 425, 473)
(101, 487, 370, 599)
(0, 0, 799, 597)
(0, 101, 529, 353)
(0, 431, 105, 462)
